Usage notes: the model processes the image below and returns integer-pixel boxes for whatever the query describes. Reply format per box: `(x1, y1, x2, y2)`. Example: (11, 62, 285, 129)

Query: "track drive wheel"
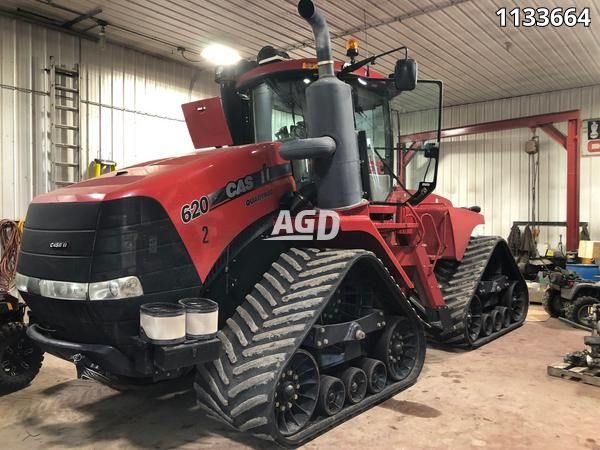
(340, 367, 367, 405)
(274, 349, 319, 436)
(375, 317, 421, 381)
(317, 375, 345, 416)
(0, 322, 44, 394)
(505, 281, 528, 323)
(465, 295, 483, 344)
(566, 296, 599, 328)
(356, 358, 387, 394)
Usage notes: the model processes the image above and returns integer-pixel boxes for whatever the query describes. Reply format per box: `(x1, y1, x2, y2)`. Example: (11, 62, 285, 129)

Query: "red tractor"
(15, 0, 527, 446)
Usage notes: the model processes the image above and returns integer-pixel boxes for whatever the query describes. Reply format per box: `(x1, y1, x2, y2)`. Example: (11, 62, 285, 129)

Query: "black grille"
(18, 197, 202, 346)
(18, 197, 200, 289)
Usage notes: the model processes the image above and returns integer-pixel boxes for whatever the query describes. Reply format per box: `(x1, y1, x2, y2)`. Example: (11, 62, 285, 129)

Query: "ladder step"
(54, 143, 80, 149)
(53, 161, 79, 167)
(55, 124, 79, 130)
(55, 105, 79, 112)
(55, 86, 79, 93)
(55, 68, 79, 77)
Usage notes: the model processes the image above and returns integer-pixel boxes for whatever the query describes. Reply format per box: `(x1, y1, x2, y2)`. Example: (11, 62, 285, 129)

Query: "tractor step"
(194, 248, 425, 447)
(430, 236, 529, 348)
(547, 361, 600, 387)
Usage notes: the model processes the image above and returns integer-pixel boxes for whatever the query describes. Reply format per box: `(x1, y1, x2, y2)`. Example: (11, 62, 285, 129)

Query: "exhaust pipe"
(297, 0, 333, 77)
(295, 0, 363, 209)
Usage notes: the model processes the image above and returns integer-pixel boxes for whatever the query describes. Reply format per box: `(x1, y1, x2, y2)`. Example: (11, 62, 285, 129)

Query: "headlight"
(15, 273, 143, 301)
(89, 276, 144, 300)
(39, 279, 87, 300)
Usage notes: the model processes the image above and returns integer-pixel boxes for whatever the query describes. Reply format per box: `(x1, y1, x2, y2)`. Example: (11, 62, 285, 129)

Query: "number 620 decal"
(181, 196, 209, 224)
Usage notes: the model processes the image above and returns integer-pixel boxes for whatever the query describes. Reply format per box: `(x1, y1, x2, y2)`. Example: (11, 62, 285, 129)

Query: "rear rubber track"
(194, 247, 424, 447)
(432, 236, 528, 348)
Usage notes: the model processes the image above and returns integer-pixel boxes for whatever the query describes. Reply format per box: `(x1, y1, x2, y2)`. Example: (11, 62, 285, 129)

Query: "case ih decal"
(181, 162, 292, 224)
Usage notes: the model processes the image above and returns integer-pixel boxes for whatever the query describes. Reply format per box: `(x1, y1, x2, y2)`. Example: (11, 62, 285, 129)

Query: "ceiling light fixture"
(98, 25, 107, 51)
(201, 44, 241, 66)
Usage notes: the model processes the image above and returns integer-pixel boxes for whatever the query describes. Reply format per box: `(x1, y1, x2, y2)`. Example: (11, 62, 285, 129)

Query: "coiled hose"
(0, 219, 22, 291)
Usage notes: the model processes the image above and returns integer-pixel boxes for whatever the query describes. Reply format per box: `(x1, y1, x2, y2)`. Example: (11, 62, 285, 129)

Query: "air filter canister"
(179, 298, 219, 339)
(140, 302, 186, 345)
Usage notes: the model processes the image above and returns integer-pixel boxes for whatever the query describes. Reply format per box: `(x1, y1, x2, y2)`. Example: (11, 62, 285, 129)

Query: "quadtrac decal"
(180, 162, 292, 224)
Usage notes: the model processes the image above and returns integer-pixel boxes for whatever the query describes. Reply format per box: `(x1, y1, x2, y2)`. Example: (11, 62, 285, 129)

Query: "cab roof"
(235, 58, 387, 90)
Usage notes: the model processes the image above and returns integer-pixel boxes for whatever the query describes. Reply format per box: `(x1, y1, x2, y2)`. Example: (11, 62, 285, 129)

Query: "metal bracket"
(304, 309, 385, 349)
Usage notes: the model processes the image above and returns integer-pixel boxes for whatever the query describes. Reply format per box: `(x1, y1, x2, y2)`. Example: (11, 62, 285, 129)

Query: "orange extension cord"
(0, 219, 22, 291)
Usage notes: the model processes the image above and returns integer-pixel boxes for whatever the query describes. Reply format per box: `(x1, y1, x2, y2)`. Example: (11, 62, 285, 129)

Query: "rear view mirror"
(394, 59, 417, 91)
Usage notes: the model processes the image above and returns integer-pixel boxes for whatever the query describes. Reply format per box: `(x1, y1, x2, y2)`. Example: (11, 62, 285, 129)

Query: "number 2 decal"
(202, 226, 209, 243)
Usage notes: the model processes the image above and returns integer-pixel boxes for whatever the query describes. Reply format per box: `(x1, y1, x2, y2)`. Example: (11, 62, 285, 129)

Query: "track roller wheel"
(340, 367, 367, 405)
(497, 306, 510, 328)
(274, 350, 319, 436)
(375, 317, 420, 381)
(355, 358, 387, 394)
(481, 313, 493, 336)
(317, 375, 345, 416)
(490, 309, 503, 332)
(505, 281, 527, 323)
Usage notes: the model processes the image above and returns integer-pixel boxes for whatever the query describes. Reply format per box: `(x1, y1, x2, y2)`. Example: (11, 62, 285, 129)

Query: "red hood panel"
(33, 143, 280, 204)
(30, 141, 295, 282)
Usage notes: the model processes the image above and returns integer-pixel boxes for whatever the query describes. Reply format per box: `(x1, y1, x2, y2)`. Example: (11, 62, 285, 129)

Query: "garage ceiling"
(2, 0, 599, 107)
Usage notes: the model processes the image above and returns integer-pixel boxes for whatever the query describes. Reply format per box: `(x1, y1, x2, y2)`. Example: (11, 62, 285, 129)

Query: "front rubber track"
(194, 248, 425, 447)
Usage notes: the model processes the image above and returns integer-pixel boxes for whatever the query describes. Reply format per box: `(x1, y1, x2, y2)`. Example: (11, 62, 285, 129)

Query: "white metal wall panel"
(3, 0, 600, 108)
(437, 85, 600, 247)
(0, 15, 217, 220)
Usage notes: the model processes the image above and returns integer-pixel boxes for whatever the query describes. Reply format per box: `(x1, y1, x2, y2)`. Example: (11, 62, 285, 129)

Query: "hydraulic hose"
(0, 219, 22, 291)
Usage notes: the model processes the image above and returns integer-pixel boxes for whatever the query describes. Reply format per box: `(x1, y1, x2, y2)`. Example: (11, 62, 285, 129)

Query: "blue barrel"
(566, 263, 600, 281)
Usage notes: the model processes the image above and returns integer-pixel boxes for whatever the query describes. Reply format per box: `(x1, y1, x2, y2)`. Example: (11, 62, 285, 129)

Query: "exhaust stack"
(297, 0, 334, 77)
(280, 0, 363, 209)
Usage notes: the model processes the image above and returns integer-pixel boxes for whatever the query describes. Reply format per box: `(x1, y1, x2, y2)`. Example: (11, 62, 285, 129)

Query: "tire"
(481, 314, 493, 337)
(497, 306, 510, 328)
(340, 367, 367, 405)
(0, 322, 44, 394)
(355, 358, 387, 394)
(317, 375, 345, 416)
(566, 296, 599, 328)
(542, 290, 563, 318)
(490, 309, 503, 332)
(374, 317, 422, 382)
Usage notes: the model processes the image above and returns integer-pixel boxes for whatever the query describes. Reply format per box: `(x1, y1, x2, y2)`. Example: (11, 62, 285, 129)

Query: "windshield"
(250, 74, 441, 205)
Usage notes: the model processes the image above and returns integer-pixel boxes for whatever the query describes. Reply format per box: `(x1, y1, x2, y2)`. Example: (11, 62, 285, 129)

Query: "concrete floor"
(2, 305, 600, 450)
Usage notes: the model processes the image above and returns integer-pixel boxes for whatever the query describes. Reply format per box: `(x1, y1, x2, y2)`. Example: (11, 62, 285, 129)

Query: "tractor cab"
(217, 55, 442, 206)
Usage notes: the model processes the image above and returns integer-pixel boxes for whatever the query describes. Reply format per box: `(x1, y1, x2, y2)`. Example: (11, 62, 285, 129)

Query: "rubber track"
(194, 247, 423, 446)
(432, 236, 526, 348)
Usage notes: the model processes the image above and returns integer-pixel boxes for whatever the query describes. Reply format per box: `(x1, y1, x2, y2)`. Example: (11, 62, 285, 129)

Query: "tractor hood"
(33, 142, 285, 205)
(23, 141, 295, 286)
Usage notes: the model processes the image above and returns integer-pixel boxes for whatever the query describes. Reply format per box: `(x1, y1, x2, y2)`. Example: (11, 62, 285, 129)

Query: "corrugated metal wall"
(2, 14, 599, 248)
(0, 15, 217, 220)
(438, 85, 600, 248)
